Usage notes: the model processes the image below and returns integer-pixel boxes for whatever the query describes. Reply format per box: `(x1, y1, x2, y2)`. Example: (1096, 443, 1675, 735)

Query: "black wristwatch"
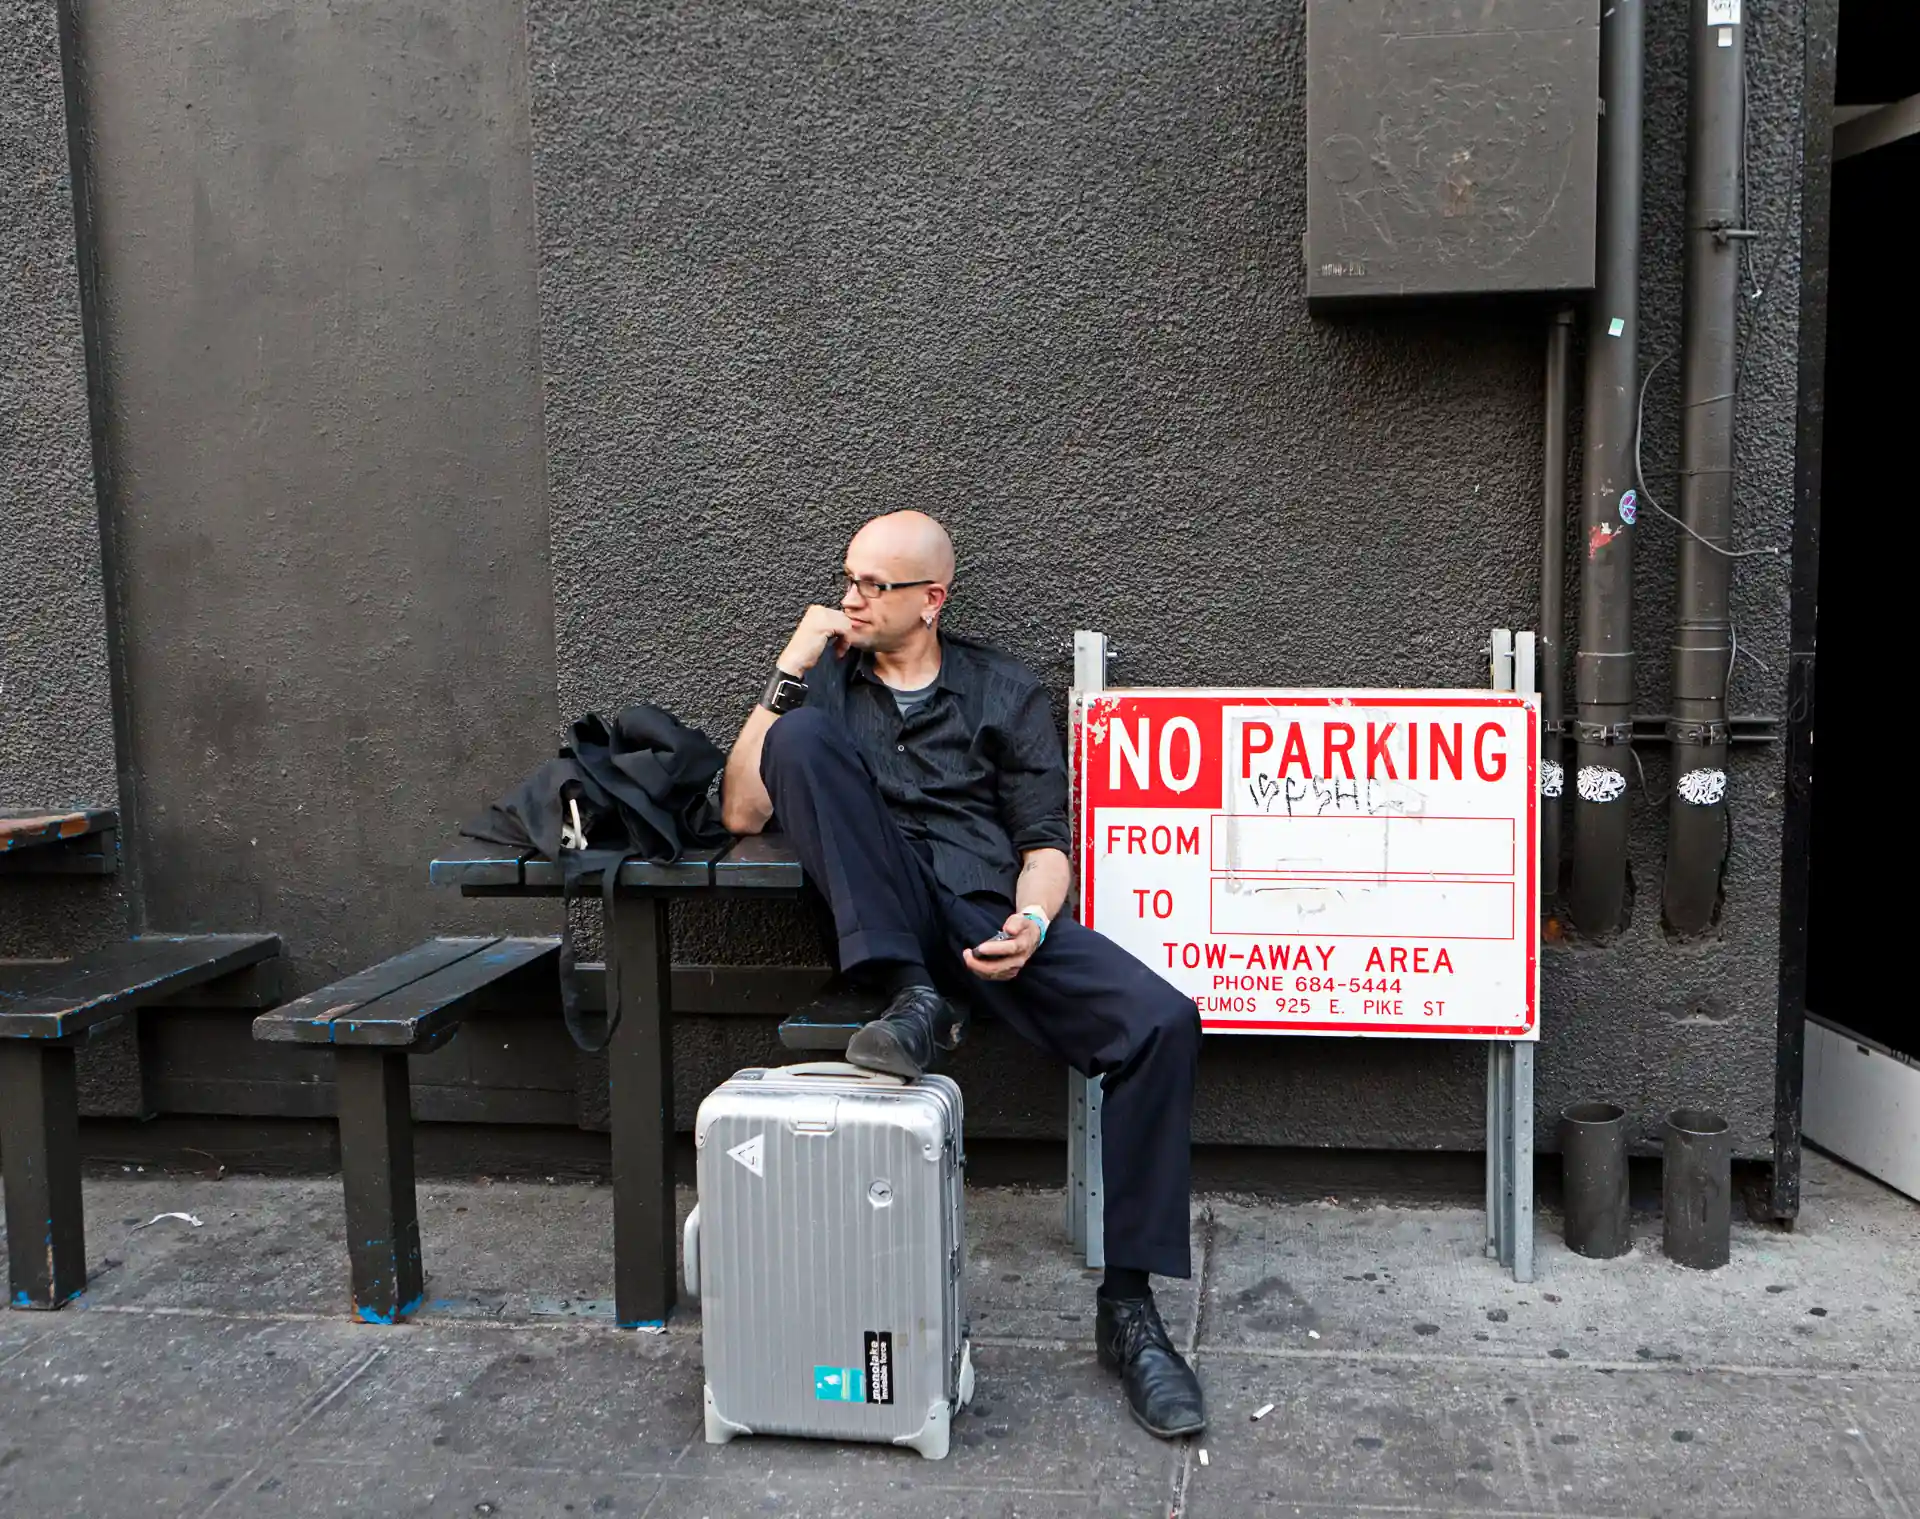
(761, 668, 809, 715)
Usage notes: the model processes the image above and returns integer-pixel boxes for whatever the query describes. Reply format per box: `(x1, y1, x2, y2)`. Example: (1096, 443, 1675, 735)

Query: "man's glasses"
(842, 573, 936, 598)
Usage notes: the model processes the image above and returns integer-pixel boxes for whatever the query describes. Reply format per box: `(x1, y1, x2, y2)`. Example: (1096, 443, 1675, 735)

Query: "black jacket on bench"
(461, 702, 732, 1053)
(462, 702, 730, 865)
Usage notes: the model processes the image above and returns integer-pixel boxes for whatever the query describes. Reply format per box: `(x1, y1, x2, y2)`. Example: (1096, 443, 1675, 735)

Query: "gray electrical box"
(1305, 0, 1599, 305)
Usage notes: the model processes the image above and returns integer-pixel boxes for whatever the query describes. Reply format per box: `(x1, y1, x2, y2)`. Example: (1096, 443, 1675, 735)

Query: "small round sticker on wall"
(1618, 490, 1638, 526)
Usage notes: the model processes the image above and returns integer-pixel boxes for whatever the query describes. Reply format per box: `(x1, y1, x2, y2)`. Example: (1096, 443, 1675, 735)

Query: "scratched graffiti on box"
(1074, 691, 1539, 1040)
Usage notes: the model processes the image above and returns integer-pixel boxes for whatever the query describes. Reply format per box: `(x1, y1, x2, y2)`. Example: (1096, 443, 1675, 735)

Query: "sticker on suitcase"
(813, 1334, 895, 1405)
(864, 1331, 895, 1405)
(814, 1365, 866, 1401)
(726, 1134, 764, 1176)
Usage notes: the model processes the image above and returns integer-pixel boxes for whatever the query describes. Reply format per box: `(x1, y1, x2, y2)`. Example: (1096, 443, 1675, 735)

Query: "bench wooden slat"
(341, 938, 559, 1047)
(0, 829, 117, 876)
(257, 938, 559, 1048)
(2, 955, 285, 1010)
(711, 833, 807, 891)
(0, 807, 117, 852)
(430, 851, 724, 895)
(514, 854, 717, 890)
(0, 934, 282, 1040)
(427, 856, 526, 888)
(772, 980, 881, 1052)
(255, 938, 499, 1040)
(0, 941, 191, 1005)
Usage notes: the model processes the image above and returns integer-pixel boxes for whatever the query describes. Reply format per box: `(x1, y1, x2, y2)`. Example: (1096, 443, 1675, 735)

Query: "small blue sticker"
(1619, 489, 1638, 525)
(815, 1365, 866, 1402)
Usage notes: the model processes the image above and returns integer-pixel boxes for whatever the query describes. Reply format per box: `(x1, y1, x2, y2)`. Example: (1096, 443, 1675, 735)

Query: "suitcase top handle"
(779, 1060, 910, 1087)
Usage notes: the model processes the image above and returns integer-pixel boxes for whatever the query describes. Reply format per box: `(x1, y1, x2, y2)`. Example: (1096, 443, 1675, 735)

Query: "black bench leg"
(333, 1046, 424, 1324)
(608, 895, 675, 1328)
(0, 1042, 87, 1309)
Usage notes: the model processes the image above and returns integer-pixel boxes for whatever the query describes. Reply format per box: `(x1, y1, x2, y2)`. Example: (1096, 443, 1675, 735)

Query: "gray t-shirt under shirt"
(889, 680, 936, 718)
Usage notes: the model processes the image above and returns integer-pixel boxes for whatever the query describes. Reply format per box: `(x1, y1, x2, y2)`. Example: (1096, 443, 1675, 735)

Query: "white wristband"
(1018, 906, 1050, 944)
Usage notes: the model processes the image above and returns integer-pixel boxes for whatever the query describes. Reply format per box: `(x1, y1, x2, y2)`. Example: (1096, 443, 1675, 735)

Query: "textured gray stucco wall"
(527, 0, 1803, 1154)
(0, 0, 126, 957)
(68, 0, 563, 991)
(12, 0, 1804, 1158)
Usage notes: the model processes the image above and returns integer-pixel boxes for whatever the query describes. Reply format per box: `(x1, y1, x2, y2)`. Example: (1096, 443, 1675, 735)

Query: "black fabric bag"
(462, 703, 731, 1052)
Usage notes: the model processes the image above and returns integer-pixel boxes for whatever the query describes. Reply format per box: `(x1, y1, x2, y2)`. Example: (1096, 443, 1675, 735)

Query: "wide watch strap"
(761, 668, 808, 715)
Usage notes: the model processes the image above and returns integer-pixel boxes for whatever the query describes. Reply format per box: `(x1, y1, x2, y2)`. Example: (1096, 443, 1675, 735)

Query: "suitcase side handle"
(780, 1060, 909, 1086)
(683, 1204, 700, 1299)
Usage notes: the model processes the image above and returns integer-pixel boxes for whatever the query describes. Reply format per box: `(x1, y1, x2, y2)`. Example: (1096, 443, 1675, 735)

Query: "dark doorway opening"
(1808, 5, 1920, 1056)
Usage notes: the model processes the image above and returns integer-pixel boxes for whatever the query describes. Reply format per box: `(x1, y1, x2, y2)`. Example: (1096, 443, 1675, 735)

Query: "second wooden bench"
(252, 936, 557, 1322)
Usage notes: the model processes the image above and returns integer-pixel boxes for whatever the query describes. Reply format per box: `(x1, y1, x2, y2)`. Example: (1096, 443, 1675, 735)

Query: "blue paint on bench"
(356, 1291, 425, 1326)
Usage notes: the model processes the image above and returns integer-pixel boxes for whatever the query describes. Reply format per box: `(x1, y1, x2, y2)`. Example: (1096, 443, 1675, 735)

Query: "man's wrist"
(1018, 905, 1050, 944)
(760, 668, 809, 715)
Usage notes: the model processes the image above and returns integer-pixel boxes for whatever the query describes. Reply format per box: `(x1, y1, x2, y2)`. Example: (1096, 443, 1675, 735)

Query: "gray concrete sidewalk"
(3, 1150, 1917, 1518)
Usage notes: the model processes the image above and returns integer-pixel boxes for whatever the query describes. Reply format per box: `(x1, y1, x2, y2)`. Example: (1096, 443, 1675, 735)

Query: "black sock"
(867, 959, 934, 997)
(1099, 1266, 1152, 1302)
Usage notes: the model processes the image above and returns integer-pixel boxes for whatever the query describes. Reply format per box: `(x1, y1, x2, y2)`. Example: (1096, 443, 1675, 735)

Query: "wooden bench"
(0, 933, 282, 1308)
(251, 936, 559, 1323)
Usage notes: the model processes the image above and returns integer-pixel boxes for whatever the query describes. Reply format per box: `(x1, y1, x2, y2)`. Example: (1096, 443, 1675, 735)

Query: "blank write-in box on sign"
(1208, 814, 1514, 880)
(1209, 877, 1515, 940)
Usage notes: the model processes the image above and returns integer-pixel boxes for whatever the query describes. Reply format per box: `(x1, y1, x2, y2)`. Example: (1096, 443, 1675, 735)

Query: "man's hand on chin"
(778, 606, 856, 677)
(964, 914, 1042, 981)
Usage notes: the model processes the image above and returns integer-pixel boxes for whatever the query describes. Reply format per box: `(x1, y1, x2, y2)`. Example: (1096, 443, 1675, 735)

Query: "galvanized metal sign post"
(1066, 629, 1541, 1280)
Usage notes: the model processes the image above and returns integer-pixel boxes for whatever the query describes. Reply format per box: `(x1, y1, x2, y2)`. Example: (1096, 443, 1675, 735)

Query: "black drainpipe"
(1569, 0, 1645, 935)
(1663, 0, 1746, 935)
(1540, 309, 1574, 909)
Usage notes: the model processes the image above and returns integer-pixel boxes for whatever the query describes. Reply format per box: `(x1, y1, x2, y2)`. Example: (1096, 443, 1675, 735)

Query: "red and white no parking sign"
(1075, 691, 1539, 1040)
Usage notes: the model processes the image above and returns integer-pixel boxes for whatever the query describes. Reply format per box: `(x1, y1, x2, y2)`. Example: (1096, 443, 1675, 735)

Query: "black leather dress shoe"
(1095, 1293, 1207, 1438)
(844, 986, 962, 1079)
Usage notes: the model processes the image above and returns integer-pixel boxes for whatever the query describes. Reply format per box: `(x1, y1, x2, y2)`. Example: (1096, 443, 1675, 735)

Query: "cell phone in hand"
(990, 929, 1014, 942)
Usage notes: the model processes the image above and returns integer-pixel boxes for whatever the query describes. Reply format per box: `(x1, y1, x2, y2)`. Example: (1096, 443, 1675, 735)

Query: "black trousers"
(761, 706, 1200, 1279)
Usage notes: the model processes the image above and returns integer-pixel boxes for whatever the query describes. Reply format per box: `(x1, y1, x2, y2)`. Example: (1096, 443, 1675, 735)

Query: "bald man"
(722, 511, 1206, 1439)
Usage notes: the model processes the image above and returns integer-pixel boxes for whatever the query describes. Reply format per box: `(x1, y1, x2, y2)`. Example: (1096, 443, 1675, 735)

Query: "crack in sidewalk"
(195, 1346, 389, 1517)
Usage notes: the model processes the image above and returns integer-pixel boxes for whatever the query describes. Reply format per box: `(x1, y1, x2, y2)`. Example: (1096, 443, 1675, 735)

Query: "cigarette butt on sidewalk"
(1251, 1403, 1275, 1421)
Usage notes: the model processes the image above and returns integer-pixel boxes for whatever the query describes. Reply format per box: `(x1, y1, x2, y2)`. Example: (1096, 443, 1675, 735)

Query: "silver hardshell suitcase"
(685, 1061, 974, 1459)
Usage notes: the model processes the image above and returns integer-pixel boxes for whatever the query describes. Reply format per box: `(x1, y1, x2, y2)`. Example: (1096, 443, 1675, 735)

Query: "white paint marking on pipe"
(1676, 768, 1728, 806)
(1577, 766, 1627, 803)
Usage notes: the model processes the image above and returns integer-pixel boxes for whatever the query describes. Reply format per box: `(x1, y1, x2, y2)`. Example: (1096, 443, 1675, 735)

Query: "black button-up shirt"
(805, 635, 1072, 903)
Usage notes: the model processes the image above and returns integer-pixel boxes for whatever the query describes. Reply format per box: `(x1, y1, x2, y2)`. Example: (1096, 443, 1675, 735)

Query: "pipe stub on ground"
(1559, 1101, 1631, 1259)
(1663, 1109, 1732, 1271)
